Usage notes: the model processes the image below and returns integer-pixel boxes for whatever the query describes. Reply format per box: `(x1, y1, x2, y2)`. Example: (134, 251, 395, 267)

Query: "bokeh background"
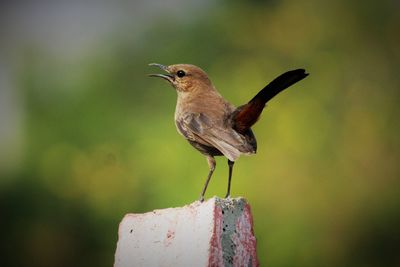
(1, 0, 399, 266)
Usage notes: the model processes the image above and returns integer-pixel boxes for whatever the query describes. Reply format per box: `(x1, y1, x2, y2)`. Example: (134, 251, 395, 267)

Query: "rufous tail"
(232, 69, 308, 134)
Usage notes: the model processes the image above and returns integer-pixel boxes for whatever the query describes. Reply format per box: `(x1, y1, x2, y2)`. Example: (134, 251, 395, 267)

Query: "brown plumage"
(149, 63, 308, 201)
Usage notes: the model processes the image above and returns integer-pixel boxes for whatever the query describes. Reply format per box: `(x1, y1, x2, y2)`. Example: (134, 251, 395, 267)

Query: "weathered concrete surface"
(114, 197, 259, 267)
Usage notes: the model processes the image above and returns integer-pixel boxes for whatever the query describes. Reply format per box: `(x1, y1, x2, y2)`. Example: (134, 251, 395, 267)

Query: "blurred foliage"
(1, 0, 400, 266)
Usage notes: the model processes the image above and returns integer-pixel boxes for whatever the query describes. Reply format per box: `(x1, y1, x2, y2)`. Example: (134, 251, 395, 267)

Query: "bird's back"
(174, 88, 257, 161)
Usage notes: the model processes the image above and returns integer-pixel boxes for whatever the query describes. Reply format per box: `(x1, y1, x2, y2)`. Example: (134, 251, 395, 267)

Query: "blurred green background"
(1, 0, 399, 266)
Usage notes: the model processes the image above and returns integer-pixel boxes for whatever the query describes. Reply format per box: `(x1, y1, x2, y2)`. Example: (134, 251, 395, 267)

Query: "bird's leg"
(225, 160, 235, 198)
(199, 156, 216, 202)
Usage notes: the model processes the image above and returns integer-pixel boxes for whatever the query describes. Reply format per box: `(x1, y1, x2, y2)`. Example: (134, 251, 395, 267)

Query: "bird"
(149, 63, 308, 202)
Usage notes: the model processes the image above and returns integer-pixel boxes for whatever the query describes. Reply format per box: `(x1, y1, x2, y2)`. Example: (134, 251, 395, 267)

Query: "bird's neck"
(174, 86, 233, 121)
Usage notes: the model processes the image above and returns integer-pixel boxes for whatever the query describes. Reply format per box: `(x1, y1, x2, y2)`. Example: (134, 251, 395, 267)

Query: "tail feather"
(232, 69, 308, 134)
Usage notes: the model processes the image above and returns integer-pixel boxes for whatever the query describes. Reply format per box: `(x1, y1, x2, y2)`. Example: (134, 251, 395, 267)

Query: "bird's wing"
(176, 112, 254, 161)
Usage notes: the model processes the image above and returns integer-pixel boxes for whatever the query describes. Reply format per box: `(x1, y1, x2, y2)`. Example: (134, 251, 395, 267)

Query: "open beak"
(148, 63, 174, 82)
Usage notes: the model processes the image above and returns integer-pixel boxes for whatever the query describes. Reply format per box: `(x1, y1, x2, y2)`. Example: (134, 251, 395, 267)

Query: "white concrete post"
(114, 197, 259, 267)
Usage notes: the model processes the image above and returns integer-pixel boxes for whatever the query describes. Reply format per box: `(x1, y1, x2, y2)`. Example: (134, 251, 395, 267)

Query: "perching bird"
(149, 63, 308, 202)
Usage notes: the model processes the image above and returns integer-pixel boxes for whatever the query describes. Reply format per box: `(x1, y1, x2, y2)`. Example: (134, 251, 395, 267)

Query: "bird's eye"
(177, 70, 186, 78)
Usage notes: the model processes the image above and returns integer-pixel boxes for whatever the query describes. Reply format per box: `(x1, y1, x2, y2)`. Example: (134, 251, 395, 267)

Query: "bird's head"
(148, 63, 212, 92)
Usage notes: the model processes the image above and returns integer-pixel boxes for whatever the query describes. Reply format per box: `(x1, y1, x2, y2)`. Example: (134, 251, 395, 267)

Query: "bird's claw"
(199, 195, 205, 203)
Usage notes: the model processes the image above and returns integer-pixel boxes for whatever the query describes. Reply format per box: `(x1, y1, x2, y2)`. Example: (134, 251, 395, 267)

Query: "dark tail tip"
(251, 68, 309, 104)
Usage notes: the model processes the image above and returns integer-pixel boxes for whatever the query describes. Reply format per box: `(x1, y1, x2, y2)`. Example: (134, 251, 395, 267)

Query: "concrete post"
(114, 197, 259, 267)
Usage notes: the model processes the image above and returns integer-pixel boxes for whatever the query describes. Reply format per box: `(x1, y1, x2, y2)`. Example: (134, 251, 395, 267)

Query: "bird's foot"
(199, 195, 205, 203)
(224, 193, 231, 199)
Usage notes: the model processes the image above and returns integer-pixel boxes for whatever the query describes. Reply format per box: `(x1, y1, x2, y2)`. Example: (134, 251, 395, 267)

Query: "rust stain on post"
(209, 198, 258, 267)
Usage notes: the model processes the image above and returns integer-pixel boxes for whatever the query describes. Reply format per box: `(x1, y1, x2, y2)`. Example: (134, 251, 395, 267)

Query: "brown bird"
(149, 63, 308, 202)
